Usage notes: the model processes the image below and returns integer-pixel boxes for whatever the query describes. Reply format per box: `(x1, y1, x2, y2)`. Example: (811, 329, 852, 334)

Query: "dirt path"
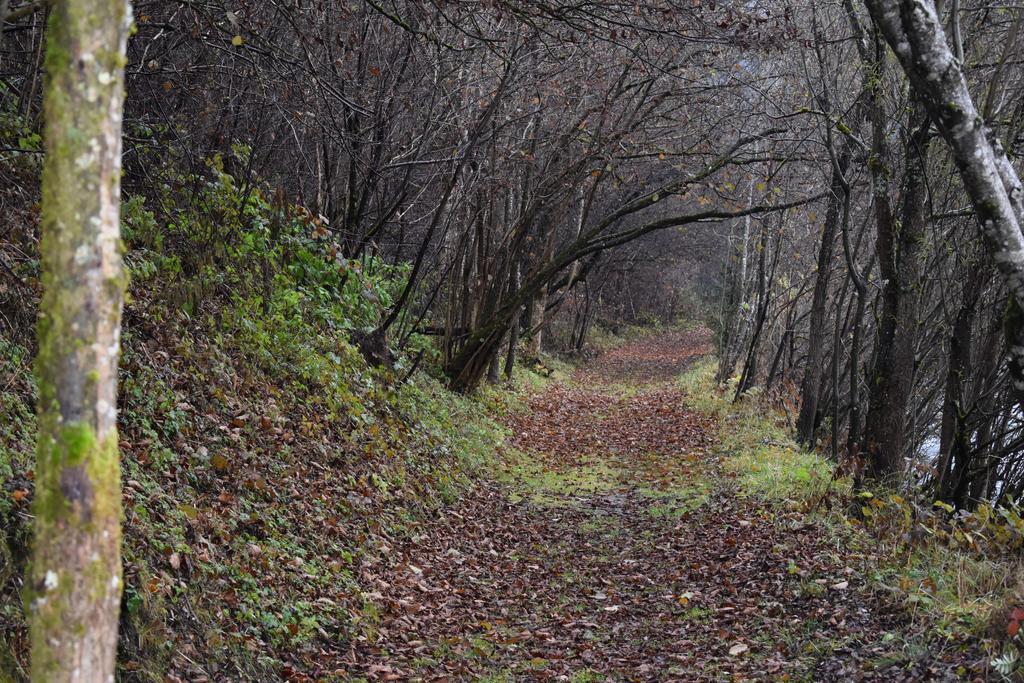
(337, 330, 967, 682)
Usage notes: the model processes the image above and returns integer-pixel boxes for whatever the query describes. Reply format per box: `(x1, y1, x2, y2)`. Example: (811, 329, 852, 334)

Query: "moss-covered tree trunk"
(26, 1, 131, 680)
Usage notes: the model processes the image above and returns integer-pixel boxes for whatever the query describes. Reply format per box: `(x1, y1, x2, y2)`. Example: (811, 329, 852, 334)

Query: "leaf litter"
(330, 330, 987, 682)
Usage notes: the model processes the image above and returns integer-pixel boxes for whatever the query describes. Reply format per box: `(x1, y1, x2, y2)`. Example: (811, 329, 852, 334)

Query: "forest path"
(340, 330, 952, 682)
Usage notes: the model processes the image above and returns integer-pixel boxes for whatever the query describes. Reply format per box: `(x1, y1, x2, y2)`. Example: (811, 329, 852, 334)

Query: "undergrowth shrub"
(123, 145, 412, 337)
(852, 489, 1024, 672)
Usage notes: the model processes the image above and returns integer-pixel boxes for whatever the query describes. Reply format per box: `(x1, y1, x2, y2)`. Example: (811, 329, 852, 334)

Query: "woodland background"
(3, 0, 1024, 679)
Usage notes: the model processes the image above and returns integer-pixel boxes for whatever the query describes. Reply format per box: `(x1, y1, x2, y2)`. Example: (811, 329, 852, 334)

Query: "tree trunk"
(946, 313, 1002, 508)
(832, 120, 873, 478)
(487, 336, 502, 384)
(525, 222, 558, 358)
(525, 286, 547, 357)
(735, 214, 780, 399)
(717, 187, 756, 384)
(27, 1, 131, 681)
(863, 0, 1024, 409)
(937, 259, 987, 500)
(503, 265, 521, 380)
(796, 152, 851, 445)
(862, 97, 931, 479)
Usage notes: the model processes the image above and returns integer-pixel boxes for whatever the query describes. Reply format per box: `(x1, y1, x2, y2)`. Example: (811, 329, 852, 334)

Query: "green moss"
(640, 483, 710, 517)
(59, 422, 96, 467)
(33, 422, 120, 527)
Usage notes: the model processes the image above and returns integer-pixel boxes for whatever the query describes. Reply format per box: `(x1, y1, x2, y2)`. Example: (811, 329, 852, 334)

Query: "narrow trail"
(341, 330, 966, 682)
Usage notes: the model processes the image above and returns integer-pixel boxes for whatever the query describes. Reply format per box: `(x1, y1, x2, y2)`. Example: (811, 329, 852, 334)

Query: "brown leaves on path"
(576, 327, 712, 386)
(506, 385, 715, 477)
(329, 330, 980, 682)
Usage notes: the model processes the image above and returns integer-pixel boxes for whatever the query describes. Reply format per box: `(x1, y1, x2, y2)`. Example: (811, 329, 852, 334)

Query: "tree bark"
(735, 213, 781, 399)
(862, 96, 931, 478)
(525, 286, 547, 358)
(936, 259, 987, 500)
(796, 152, 850, 445)
(503, 264, 521, 380)
(863, 0, 1024, 408)
(27, 0, 131, 681)
(717, 183, 756, 384)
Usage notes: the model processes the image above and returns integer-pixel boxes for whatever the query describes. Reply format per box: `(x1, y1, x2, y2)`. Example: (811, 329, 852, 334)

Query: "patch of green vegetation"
(0, 338, 35, 523)
(577, 513, 626, 538)
(851, 508, 1023, 640)
(597, 379, 648, 399)
(680, 606, 712, 622)
(533, 353, 577, 382)
(402, 372, 509, 480)
(584, 320, 670, 355)
(476, 672, 514, 683)
(497, 351, 577, 397)
(521, 656, 550, 671)
(797, 579, 827, 599)
(638, 480, 712, 517)
(568, 668, 606, 683)
(746, 613, 866, 681)
(645, 499, 701, 518)
(497, 450, 620, 506)
(0, 337, 36, 679)
(0, 82, 43, 174)
(727, 445, 832, 504)
(678, 359, 839, 506)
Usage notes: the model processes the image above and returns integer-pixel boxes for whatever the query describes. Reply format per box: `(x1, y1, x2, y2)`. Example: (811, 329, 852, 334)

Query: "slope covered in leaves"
(0, 167, 503, 680)
(333, 329, 987, 682)
(1, 298, 504, 680)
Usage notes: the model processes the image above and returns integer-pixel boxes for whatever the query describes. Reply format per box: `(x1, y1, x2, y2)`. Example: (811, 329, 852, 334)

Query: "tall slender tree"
(26, 0, 132, 680)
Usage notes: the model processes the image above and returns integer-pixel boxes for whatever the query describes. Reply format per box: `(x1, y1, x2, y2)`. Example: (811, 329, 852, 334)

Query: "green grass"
(639, 483, 711, 517)
(568, 668, 605, 683)
(858, 529, 1023, 638)
(497, 449, 621, 506)
(678, 358, 840, 507)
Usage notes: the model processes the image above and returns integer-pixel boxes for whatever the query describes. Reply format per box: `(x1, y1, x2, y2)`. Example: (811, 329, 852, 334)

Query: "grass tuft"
(678, 358, 841, 507)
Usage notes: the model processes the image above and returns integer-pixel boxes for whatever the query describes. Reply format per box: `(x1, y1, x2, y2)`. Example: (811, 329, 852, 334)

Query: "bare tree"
(863, 0, 1024, 410)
